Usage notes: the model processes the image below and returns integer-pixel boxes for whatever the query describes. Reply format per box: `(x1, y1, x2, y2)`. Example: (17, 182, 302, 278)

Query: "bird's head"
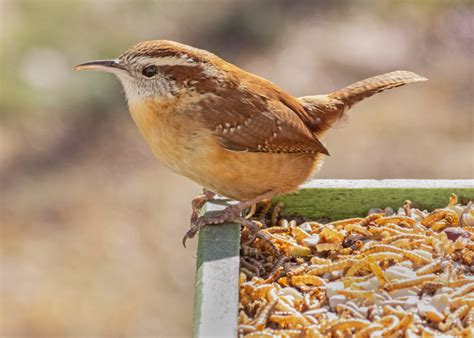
(75, 40, 223, 103)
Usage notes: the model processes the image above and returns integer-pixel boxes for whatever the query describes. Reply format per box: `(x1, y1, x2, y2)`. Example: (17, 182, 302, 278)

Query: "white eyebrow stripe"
(136, 56, 196, 67)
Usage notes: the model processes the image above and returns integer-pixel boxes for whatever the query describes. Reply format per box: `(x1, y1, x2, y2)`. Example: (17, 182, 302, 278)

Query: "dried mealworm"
(448, 193, 458, 206)
(255, 200, 272, 223)
(239, 310, 252, 324)
(362, 244, 405, 255)
(247, 257, 265, 273)
(304, 221, 325, 233)
(257, 267, 283, 285)
(241, 244, 261, 257)
(278, 218, 289, 229)
(262, 226, 289, 234)
(383, 305, 407, 318)
(291, 226, 310, 242)
(417, 324, 438, 336)
(362, 244, 432, 264)
(452, 297, 474, 308)
(241, 267, 256, 279)
(319, 227, 345, 243)
(316, 243, 342, 252)
(271, 255, 288, 273)
(328, 318, 370, 332)
(238, 324, 256, 335)
(253, 284, 275, 298)
(239, 272, 247, 285)
(289, 243, 312, 257)
(345, 260, 368, 277)
(442, 304, 470, 332)
(376, 314, 399, 328)
(241, 258, 261, 276)
(260, 329, 303, 337)
(344, 223, 370, 235)
(381, 313, 413, 336)
(337, 247, 353, 256)
(386, 238, 411, 249)
(374, 216, 417, 226)
(422, 208, 460, 227)
(335, 304, 367, 320)
(270, 201, 284, 227)
(448, 279, 474, 288)
(464, 306, 474, 327)
(243, 331, 274, 338)
(254, 299, 278, 330)
(385, 223, 418, 234)
(385, 274, 437, 291)
(307, 259, 355, 275)
(358, 213, 384, 227)
(368, 227, 402, 238)
(277, 277, 290, 287)
(309, 256, 332, 265)
(416, 259, 442, 276)
(336, 289, 375, 300)
(420, 281, 444, 295)
(341, 274, 374, 288)
(354, 252, 405, 262)
(255, 232, 281, 256)
(353, 324, 384, 338)
(403, 200, 412, 216)
(269, 313, 307, 328)
(330, 217, 364, 228)
(291, 275, 326, 287)
(450, 282, 474, 298)
(267, 288, 307, 323)
(285, 262, 308, 277)
(367, 255, 386, 284)
(382, 233, 429, 244)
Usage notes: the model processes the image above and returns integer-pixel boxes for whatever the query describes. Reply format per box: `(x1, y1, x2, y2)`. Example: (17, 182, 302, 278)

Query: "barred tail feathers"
(329, 70, 427, 108)
(298, 71, 427, 136)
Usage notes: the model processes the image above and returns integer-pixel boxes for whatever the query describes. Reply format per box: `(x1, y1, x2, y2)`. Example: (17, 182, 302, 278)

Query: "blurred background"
(1, 0, 473, 336)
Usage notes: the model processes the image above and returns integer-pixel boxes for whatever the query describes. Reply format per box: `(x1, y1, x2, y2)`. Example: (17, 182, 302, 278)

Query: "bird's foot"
(190, 189, 217, 223)
(183, 204, 259, 247)
(183, 190, 275, 247)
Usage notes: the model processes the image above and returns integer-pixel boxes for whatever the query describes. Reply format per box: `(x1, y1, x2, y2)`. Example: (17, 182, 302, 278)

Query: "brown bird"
(75, 40, 426, 245)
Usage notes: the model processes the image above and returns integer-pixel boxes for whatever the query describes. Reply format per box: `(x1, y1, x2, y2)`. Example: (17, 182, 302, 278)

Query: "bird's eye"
(142, 65, 158, 77)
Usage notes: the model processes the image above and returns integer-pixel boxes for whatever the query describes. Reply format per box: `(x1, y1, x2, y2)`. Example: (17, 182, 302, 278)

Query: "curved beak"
(74, 59, 126, 74)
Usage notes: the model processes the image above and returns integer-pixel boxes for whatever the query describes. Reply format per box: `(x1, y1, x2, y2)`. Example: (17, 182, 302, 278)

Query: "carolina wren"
(76, 40, 426, 244)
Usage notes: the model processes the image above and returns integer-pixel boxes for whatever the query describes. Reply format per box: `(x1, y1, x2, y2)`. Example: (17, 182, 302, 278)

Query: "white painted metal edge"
(195, 254, 239, 338)
(301, 179, 474, 189)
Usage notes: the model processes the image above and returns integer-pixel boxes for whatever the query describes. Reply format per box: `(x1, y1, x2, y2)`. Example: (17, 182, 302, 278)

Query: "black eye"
(142, 65, 157, 77)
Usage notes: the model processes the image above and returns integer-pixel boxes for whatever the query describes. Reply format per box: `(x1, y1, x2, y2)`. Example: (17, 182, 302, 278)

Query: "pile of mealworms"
(238, 194, 474, 337)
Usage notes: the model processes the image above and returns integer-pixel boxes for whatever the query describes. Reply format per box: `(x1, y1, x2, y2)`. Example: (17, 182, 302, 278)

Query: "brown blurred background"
(1, 0, 473, 336)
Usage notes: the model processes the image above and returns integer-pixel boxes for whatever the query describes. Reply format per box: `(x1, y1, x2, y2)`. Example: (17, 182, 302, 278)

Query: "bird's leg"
(183, 191, 276, 247)
(190, 189, 217, 224)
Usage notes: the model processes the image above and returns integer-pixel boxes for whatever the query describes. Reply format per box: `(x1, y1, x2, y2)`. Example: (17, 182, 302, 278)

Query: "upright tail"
(299, 71, 427, 137)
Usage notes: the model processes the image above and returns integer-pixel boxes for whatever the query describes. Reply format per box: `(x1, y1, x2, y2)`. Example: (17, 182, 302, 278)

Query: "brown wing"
(197, 87, 329, 155)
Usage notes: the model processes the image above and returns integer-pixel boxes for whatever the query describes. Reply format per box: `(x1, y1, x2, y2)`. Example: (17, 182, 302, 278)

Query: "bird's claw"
(182, 205, 258, 247)
(190, 189, 217, 224)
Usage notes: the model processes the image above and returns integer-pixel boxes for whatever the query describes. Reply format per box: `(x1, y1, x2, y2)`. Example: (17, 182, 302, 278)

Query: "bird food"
(238, 195, 474, 337)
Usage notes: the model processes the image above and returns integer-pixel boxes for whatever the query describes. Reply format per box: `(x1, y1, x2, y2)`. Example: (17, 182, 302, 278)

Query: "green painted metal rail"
(192, 179, 474, 338)
(276, 179, 474, 220)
